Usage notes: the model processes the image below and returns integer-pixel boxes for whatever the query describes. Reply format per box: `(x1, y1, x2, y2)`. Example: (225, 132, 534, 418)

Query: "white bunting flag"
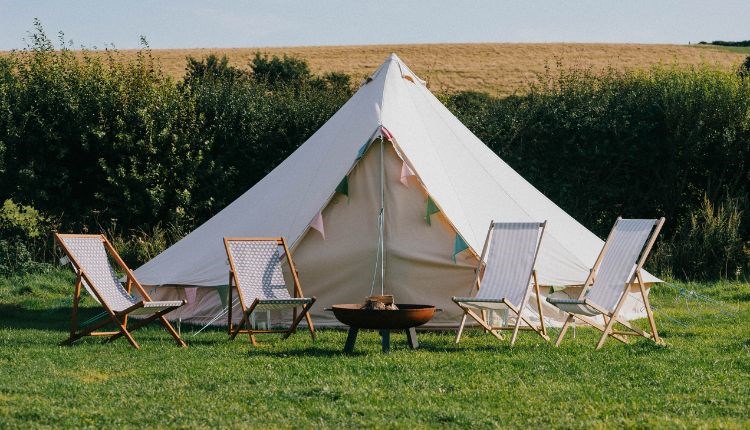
(400, 160, 415, 187)
(310, 211, 326, 240)
(380, 126, 394, 141)
(184, 287, 197, 304)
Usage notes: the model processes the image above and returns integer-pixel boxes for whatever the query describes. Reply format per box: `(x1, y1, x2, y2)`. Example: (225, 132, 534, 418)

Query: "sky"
(0, 1, 748, 50)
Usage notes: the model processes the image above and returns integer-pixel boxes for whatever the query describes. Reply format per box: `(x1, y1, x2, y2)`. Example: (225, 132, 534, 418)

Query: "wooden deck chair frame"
(453, 221, 549, 346)
(54, 233, 186, 350)
(551, 217, 665, 349)
(224, 237, 316, 346)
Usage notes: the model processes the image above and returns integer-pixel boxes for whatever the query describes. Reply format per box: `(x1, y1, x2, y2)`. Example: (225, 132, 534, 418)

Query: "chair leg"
(509, 307, 524, 347)
(70, 276, 82, 339)
(465, 308, 504, 341)
(232, 299, 259, 341)
(518, 312, 550, 341)
(596, 313, 619, 349)
(283, 300, 315, 340)
(111, 317, 140, 349)
(230, 312, 250, 340)
(533, 280, 547, 337)
(159, 315, 187, 347)
(455, 312, 468, 343)
(106, 307, 183, 344)
(305, 297, 317, 341)
(640, 283, 662, 344)
(555, 314, 574, 347)
(572, 314, 629, 344)
(60, 316, 112, 346)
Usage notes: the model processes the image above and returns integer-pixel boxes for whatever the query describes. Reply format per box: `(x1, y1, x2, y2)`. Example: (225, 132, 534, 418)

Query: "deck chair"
(452, 221, 549, 346)
(224, 237, 316, 346)
(547, 217, 665, 349)
(54, 233, 186, 349)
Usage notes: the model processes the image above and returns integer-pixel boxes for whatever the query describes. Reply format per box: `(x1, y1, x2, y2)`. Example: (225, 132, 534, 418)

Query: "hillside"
(109, 43, 746, 95)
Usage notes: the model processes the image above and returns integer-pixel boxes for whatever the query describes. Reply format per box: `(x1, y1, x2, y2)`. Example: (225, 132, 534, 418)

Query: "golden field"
(9, 43, 749, 95)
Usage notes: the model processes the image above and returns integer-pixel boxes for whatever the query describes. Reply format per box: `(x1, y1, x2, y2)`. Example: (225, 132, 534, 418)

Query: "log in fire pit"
(331, 295, 437, 353)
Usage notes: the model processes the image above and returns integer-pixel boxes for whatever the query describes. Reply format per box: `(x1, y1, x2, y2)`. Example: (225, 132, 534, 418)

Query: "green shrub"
(108, 223, 187, 268)
(0, 199, 54, 275)
(250, 52, 312, 86)
(668, 195, 748, 280)
(184, 54, 248, 84)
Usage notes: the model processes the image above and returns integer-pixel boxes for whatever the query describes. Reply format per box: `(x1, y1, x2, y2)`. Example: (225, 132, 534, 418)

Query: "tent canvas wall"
(134, 54, 660, 327)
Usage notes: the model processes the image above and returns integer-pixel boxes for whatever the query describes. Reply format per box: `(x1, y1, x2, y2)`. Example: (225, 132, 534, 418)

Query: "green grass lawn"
(1, 269, 748, 428)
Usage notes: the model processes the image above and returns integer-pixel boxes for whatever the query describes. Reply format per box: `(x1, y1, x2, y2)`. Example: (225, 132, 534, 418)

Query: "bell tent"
(134, 54, 658, 327)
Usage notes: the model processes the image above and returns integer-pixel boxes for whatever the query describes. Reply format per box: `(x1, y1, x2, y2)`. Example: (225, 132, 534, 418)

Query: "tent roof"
(135, 54, 659, 287)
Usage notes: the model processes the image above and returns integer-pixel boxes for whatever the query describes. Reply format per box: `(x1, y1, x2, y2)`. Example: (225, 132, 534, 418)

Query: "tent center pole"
(380, 136, 385, 296)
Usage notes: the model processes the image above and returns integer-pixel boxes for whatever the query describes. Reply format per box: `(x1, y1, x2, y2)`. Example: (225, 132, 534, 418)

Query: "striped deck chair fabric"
(547, 217, 665, 348)
(55, 234, 186, 349)
(452, 221, 549, 346)
(224, 237, 316, 345)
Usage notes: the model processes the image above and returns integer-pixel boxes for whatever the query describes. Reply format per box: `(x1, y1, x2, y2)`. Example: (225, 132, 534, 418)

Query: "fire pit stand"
(344, 327, 419, 353)
(329, 304, 437, 353)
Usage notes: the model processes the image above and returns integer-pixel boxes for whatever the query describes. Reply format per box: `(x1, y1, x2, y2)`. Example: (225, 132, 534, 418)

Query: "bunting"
(216, 285, 229, 308)
(356, 141, 369, 160)
(310, 211, 326, 240)
(452, 234, 470, 263)
(184, 287, 197, 304)
(424, 196, 440, 225)
(380, 125, 394, 141)
(400, 160, 415, 187)
(549, 285, 567, 294)
(335, 176, 349, 201)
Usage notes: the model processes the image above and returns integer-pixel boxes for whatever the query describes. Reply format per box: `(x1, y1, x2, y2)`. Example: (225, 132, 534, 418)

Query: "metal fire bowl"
(331, 304, 436, 330)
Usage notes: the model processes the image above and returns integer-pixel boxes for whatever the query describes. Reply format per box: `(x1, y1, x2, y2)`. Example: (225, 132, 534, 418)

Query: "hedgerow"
(1, 24, 747, 278)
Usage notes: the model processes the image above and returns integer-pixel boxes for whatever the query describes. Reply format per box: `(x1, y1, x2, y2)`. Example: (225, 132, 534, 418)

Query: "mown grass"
(0, 269, 748, 428)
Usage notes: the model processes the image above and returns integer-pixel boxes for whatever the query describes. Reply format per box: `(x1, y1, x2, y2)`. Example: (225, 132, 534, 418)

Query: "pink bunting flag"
(310, 211, 326, 240)
(400, 160, 415, 187)
(184, 287, 197, 304)
(380, 126, 394, 142)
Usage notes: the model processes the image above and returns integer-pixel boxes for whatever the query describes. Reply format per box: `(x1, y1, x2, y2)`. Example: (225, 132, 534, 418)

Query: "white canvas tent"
(135, 54, 659, 327)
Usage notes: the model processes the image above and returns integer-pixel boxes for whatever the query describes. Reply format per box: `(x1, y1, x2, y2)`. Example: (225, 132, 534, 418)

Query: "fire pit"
(331, 304, 436, 329)
(330, 298, 437, 353)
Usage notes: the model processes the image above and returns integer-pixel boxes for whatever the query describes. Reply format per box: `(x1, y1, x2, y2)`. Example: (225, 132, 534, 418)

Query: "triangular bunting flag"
(424, 196, 440, 225)
(549, 285, 567, 294)
(216, 285, 229, 308)
(380, 125, 394, 141)
(184, 287, 197, 304)
(400, 160, 415, 187)
(356, 141, 369, 160)
(452, 234, 470, 263)
(335, 176, 349, 201)
(310, 211, 326, 240)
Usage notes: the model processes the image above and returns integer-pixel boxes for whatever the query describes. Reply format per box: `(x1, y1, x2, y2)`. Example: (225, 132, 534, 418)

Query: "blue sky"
(0, 1, 748, 50)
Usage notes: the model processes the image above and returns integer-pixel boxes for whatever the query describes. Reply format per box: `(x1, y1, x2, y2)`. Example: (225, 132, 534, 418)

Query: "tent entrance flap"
(292, 139, 479, 326)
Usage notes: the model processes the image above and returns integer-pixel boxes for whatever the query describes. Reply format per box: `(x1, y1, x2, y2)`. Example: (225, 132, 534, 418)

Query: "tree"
(250, 53, 311, 86)
(184, 54, 247, 84)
